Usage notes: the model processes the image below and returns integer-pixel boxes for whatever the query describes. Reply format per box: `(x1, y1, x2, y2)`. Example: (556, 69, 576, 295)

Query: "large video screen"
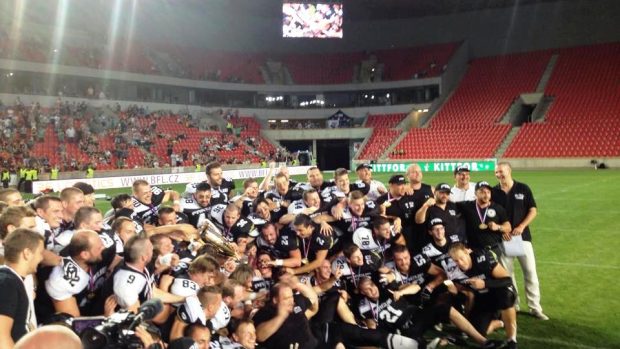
(283, 3, 343, 38)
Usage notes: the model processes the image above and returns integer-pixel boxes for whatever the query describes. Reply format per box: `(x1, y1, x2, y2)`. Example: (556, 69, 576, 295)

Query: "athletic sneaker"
(530, 309, 550, 320)
(506, 340, 518, 349)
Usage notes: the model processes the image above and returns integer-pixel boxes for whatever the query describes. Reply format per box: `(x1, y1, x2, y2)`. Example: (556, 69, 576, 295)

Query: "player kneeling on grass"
(356, 276, 502, 348)
(449, 242, 518, 349)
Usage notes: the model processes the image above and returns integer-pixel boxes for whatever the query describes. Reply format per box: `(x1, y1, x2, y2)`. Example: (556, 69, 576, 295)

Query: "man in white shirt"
(450, 166, 476, 202)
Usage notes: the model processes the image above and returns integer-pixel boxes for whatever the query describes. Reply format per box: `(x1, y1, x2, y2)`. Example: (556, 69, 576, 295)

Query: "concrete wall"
(0, 59, 440, 94)
(262, 128, 372, 141)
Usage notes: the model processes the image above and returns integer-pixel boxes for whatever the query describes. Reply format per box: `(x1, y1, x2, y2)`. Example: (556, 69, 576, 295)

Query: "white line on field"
(519, 334, 612, 349)
(537, 261, 620, 270)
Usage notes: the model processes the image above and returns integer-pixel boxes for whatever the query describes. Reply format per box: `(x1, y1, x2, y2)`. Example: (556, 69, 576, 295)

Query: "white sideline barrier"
(32, 166, 312, 194)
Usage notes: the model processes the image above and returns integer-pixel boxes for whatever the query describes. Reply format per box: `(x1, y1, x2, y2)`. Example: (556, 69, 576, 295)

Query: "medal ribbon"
(302, 238, 311, 259)
(475, 204, 488, 226)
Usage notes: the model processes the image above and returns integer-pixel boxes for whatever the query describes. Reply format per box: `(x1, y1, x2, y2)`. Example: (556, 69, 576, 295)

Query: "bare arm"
(293, 250, 328, 275)
(153, 288, 186, 304)
(52, 297, 81, 317)
(513, 207, 537, 235)
(169, 317, 187, 341)
(425, 263, 447, 291)
(295, 281, 319, 319)
(41, 249, 62, 267)
(0, 315, 15, 349)
(282, 249, 302, 268)
(255, 311, 288, 342)
(415, 198, 436, 224)
(145, 224, 199, 241)
(259, 163, 276, 191)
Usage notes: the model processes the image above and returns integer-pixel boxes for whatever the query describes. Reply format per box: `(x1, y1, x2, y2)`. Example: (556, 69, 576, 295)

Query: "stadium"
(0, 0, 618, 348)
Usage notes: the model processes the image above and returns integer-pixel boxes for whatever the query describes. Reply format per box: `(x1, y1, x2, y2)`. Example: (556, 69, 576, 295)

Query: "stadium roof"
(188, 0, 579, 21)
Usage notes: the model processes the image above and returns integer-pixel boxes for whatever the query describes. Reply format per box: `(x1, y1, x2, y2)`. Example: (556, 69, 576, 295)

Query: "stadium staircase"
(504, 43, 620, 158)
(535, 54, 559, 92)
(387, 51, 552, 159)
(356, 114, 407, 161)
(494, 126, 521, 158)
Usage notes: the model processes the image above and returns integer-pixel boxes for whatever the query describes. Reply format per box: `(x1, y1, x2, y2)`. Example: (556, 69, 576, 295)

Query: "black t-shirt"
(456, 201, 509, 250)
(492, 181, 537, 242)
(253, 295, 318, 349)
(410, 183, 435, 251)
(0, 268, 29, 342)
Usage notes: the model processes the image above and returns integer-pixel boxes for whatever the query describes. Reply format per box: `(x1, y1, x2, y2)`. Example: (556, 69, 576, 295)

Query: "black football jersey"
(181, 195, 212, 228)
(458, 249, 500, 293)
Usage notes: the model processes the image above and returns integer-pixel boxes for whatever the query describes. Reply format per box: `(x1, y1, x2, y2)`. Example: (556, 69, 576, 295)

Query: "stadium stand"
(389, 51, 552, 159)
(357, 113, 407, 160)
(504, 43, 620, 158)
(430, 51, 553, 128)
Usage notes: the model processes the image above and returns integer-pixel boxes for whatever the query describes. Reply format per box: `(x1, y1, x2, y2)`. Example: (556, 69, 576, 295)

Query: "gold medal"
(302, 258, 309, 265)
(87, 292, 96, 300)
(479, 223, 488, 230)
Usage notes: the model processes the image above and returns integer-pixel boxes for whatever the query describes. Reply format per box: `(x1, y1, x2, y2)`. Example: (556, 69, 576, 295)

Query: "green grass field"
(88, 169, 620, 348)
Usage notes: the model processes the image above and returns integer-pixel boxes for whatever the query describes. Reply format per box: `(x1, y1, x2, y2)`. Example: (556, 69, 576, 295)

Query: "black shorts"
(469, 287, 516, 334)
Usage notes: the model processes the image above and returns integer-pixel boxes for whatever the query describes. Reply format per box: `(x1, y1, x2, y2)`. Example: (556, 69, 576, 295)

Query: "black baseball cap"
(475, 181, 493, 191)
(435, 183, 452, 193)
(428, 217, 445, 229)
(388, 174, 407, 185)
(356, 163, 373, 171)
(454, 165, 470, 175)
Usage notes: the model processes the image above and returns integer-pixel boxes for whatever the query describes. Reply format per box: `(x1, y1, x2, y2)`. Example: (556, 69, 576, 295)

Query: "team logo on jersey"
(293, 305, 303, 314)
(63, 263, 81, 287)
(281, 236, 289, 246)
(487, 208, 496, 218)
(449, 210, 456, 216)
(514, 193, 525, 200)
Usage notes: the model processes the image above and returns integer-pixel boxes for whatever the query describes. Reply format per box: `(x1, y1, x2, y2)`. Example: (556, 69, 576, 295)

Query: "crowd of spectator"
(0, 99, 297, 178)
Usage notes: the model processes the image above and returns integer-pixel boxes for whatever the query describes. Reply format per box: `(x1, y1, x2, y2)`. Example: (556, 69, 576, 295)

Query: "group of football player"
(0, 160, 544, 349)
